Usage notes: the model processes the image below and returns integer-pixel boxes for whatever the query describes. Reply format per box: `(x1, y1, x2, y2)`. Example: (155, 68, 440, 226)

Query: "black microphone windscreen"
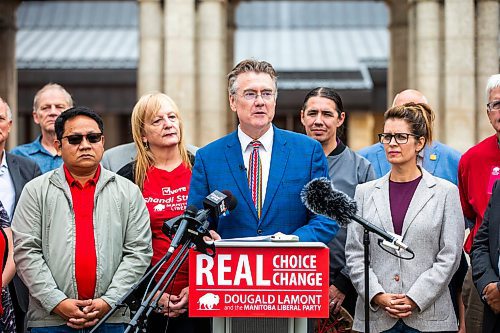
(300, 177, 357, 227)
(221, 190, 238, 211)
(186, 205, 199, 215)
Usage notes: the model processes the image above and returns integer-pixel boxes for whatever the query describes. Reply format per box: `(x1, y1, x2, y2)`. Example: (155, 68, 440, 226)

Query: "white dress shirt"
(238, 125, 274, 206)
(0, 151, 15, 221)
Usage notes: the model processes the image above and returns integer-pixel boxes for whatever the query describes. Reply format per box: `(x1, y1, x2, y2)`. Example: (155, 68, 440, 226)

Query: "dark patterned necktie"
(248, 141, 262, 218)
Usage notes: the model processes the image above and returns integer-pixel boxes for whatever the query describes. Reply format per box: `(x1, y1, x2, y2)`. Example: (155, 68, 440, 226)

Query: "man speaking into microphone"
(188, 59, 338, 242)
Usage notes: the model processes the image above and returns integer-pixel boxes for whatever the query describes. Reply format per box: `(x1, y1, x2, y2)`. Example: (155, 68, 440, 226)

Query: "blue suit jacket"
(187, 127, 339, 243)
(357, 141, 461, 185)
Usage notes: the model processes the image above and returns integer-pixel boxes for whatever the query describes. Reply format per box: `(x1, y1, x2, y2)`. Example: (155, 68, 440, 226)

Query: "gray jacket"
(346, 168, 464, 332)
(12, 165, 152, 328)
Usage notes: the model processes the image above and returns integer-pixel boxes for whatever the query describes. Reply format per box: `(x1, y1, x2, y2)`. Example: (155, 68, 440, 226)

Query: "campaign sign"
(189, 242, 329, 318)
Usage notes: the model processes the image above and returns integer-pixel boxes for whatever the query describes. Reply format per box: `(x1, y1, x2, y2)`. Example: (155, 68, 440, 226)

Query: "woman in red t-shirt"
(118, 93, 209, 333)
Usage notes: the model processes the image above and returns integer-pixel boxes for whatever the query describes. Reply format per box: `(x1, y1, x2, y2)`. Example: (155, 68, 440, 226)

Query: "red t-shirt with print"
(142, 163, 191, 295)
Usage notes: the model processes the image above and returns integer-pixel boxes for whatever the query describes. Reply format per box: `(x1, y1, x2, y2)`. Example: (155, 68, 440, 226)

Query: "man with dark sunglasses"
(11, 106, 152, 333)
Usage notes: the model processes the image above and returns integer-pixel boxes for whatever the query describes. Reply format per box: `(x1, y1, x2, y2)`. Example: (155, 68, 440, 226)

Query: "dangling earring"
(144, 141, 150, 150)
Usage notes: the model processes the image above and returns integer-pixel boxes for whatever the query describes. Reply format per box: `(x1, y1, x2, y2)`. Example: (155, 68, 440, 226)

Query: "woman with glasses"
(345, 103, 464, 332)
(117, 93, 209, 333)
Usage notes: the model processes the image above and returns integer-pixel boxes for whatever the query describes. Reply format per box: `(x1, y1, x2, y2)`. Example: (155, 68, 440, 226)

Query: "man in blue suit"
(358, 89, 461, 184)
(187, 59, 338, 243)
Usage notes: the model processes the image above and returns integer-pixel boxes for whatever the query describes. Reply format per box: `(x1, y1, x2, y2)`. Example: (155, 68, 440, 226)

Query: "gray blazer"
(345, 168, 464, 332)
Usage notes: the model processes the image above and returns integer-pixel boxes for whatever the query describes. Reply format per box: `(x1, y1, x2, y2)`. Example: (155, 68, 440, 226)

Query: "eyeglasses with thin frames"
(240, 91, 275, 101)
(62, 133, 103, 145)
(378, 133, 419, 145)
(487, 100, 500, 113)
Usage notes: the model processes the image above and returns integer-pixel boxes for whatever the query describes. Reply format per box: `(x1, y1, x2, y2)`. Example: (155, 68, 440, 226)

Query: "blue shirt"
(10, 135, 62, 174)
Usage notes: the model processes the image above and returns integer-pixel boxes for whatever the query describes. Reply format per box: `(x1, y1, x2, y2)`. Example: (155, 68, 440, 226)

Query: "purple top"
(389, 176, 422, 235)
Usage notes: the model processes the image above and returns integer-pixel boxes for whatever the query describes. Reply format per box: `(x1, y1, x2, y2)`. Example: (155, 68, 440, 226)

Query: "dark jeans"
(30, 323, 126, 333)
(381, 319, 456, 333)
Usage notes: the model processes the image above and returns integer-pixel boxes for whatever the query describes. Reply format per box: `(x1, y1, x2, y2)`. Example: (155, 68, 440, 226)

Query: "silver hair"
(33, 83, 73, 112)
(0, 98, 12, 120)
(486, 74, 500, 101)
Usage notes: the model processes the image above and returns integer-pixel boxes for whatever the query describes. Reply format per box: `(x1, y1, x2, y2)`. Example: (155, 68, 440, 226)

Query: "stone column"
(164, 0, 197, 145)
(414, 0, 443, 139)
(476, 0, 499, 141)
(0, 0, 20, 149)
(386, 0, 409, 107)
(443, 0, 475, 152)
(138, 0, 163, 97)
(226, 0, 238, 132)
(102, 114, 121, 149)
(197, 0, 228, 145)
(407, 0, 417, 89)
(348, 112, 375, 151)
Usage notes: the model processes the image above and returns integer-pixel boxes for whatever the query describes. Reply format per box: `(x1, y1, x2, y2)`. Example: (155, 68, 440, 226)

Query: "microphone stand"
(91, 216, 215, 333)
(357, 225, 413, 333)
(89, 238, 183, 333)
(124, 241, 192, 333)
(363, 229, 370, 333)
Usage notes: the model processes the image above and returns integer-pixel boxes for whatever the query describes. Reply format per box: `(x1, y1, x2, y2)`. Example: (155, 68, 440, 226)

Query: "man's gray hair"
(0, 98, 12, 120)
(33, 83, 74, 111)
(227, 59, 278, 97)
(486, 74, 500, 100)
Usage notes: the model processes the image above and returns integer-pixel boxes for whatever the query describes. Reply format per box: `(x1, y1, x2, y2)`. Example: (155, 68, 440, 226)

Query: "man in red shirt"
(460, 74, 500, 333)
(12, 107, 152, 332)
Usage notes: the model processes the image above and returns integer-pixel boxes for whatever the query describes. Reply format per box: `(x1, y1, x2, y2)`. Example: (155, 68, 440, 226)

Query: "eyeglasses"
(487, 100, 500, 113)
(378, 133, 419, 144)
(240, 91, 275, 101)
(62, 133, 103, 145)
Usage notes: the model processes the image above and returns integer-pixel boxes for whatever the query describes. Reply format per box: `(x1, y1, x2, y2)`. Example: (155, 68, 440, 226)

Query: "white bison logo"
(198, 293, 220, 310)
(154, 204, 166, 212)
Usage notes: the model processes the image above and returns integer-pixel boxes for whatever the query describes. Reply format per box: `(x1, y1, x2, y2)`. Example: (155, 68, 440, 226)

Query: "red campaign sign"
(189, 243, 329, 318)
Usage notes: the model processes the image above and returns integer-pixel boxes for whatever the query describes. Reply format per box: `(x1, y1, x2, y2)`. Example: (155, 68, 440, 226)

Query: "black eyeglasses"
(62, 133, 103, 145)
(378, 133, 419, 144)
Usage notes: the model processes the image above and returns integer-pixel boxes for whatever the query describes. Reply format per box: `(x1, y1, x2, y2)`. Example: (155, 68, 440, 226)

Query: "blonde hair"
(131, 92, 191, 190)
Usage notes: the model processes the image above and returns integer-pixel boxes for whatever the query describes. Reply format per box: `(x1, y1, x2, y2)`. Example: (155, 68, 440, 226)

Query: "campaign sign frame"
(189, 241, 329, 318)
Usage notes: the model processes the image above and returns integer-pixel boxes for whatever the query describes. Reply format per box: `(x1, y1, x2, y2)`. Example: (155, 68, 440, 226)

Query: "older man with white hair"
(466, 74, 500, 333)
(0, 97, 40, 333)
(11, 83, 73, 174)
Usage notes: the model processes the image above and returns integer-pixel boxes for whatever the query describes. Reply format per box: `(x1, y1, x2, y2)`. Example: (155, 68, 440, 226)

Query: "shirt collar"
(238, 125, 274, 153)
(1, 150, 7, 169)
(328, 139, 346, 156)
(63, 164, 101, 188)
(0, 151, 7, 176)
(28, 135, 55, 156)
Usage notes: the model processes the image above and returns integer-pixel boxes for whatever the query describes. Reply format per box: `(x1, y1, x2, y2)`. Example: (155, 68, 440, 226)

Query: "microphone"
(201, 190, 238, 222)
(163, 190, 238, 254)
(301, 177, 412, 253)
(167, 205, 198, 253)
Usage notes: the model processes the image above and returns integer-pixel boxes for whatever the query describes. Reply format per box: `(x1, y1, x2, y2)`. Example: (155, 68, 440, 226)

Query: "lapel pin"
(430, 154, 437, 161)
